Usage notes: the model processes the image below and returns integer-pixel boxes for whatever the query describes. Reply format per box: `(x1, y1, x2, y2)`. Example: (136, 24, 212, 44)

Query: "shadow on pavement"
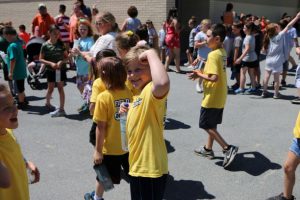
(215, 151, 281, 176)
(65, 113, 91, 121)
(165, 118, 191, 130)
(26, 95, 45, 102)
(165, 139, 175, 154)
(25, 105, 51, 115)
(164, 175, 215, 200)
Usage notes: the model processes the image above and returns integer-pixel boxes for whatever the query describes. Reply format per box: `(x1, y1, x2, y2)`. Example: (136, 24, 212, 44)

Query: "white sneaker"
(50, 108, 66, 117)
(184, 62, 190, 66)
(196, 82, 203, 93)
(187, 65, 195, 70)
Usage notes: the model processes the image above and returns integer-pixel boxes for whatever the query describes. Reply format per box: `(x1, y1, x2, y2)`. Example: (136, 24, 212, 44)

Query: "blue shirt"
(74, 37, 94, 76)
(194, 31, 211, 60)
(266, 32, 285, 68)
(242, 35, 257, 62)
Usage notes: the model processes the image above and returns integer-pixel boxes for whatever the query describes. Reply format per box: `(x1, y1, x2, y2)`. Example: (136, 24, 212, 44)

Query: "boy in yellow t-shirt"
(121, 46, 170, 200)
(89, 57, 133, 200)
(0, 83, 39, 199)
(188, 24, 238, 168)
(267, 112, 300, 200)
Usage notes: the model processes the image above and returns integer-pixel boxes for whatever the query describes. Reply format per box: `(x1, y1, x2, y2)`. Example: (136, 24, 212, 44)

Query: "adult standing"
(69, 2, 88, 46)
(31, 3, 55, 40)
(73, 12, 118, 63)
(76, 0, 92, 21)
(164, 7, 181, 73)
(121, 6, 142, 33)
(222, 3, 237, 26)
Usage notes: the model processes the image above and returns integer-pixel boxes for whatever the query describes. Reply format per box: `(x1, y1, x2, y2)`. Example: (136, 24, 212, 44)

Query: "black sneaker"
(281, 80, 287, 87)
(266, 193, 295, 200)
(222, 145, 238, 168)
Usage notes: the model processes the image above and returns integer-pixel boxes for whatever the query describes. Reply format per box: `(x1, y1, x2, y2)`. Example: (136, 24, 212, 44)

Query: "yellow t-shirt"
(90, 78, 106, 103)
(93, 88, 133, 155)
(90, 78, 140, 103)
(293, 112, 300, 138)
(127, 82, 168, 178)
(201, 48, 228, 109)
(0, 129, 29, 200)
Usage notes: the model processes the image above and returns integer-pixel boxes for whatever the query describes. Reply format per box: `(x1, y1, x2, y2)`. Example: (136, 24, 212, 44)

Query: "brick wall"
(0, 0, 175, 34)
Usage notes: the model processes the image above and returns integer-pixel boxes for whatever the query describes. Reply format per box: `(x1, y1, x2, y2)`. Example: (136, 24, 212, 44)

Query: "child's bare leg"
(46, 82, 55, 105)
(273, 72, 280, 95)
(205, 134, 214, 150)
(57, 82, 65, 110)
(248, 68, 257, 89)
(206, 128, 229, 150)
(283, 151, 300, 199)
(164, 49, 174, 70)
(95, 180, 104, 199)
(18, 92, 25, 103)
(263, 70, 272, 92)
(240, 67, 247, 90)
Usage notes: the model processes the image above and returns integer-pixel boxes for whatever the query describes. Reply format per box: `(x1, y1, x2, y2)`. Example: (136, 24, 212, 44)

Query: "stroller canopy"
(26, 37, 45, 62)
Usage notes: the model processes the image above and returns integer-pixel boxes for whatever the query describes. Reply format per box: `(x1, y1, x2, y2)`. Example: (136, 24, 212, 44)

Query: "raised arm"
(282, 12, 300, 33)
(140, 49, 170, 98)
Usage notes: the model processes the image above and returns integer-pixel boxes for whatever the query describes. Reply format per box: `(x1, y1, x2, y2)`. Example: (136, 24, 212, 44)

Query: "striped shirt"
(55, 15, 70, 43)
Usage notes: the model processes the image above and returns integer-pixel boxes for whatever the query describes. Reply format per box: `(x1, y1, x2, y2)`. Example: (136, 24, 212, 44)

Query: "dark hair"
(3, 26, 17, 36)
(95, 49, 117, 62)
(59, 4, 66, 13)
(244, 22, 255, 33)
(127, 6, 138, 18)
(19, 24, 26, 30)
(135, 24, 148, 42)
(225, 3, 233, 12)
(168, 7, 178, 19)
(91, 49, 117, 80)
(99, 57, 127, 90)
(211, 23, 226, 42)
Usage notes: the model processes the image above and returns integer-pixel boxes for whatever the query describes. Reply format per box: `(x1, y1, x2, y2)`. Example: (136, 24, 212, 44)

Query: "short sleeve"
(8, 44, 17, 60)
(206, 53, 219, 75)
(93, 94, 108, 123)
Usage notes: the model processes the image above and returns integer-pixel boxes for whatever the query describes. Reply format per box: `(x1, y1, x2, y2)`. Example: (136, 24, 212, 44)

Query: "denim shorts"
(289, 138, 300, 158)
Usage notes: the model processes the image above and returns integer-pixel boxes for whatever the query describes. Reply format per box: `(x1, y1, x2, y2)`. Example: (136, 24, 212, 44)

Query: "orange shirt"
(32, 13, 55, 37)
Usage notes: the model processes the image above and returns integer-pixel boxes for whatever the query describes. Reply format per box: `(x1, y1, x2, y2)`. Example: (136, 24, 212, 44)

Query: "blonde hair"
(201, 19, 211, 27)
(123, 45, 150, 67)
(97, 12, 115, 26)
(116, 31, 140, 51)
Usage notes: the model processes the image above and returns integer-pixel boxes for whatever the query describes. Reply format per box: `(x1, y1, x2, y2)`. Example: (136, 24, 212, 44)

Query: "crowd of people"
(0, 1, 299, 200)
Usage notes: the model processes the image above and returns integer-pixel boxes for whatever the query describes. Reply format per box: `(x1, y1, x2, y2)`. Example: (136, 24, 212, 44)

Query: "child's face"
(49, 29, 60, 40)
(3, 34, 15, 43)
(0, 93, 18, 130)
(206, 29, 218, 49)
(232, 26, 240, 36)
(127, 58, 151, 90)
(78, 24, 88, 38)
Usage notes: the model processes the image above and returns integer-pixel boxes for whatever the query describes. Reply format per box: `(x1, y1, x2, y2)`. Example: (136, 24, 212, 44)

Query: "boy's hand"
(51, 62, 58, 69)
(191, 58, 199, 66)
(27, 161, 40, 184)
(93, 150, 103, 165)
(187, 70, 202, 80)
(8, 72, 12, 80)
(138, 49, 155, 65)
(57, 61, 64, 69)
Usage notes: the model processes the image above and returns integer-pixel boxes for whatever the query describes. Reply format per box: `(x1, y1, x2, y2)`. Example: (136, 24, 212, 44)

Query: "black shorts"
(283, 60, 289, 72)
(232, 64, 242, 73)
(14, 79, 25, 93)
(241, 60, 258, 68)
(97, 153, 129, 184)
(46, 69, 67, 83)
(130, 174, 168, 200)
(199, 107, 223, 129)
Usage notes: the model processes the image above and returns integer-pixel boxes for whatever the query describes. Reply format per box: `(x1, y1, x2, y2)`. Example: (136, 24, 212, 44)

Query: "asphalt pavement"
(1, 54, 300, 199)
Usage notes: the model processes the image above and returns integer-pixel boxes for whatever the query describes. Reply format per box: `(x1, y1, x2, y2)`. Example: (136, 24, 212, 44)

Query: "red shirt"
(18, 32, 30, 49)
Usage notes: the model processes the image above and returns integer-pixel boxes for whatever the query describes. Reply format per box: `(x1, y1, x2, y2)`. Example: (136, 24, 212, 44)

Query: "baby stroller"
(26, 37, 46, 90)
